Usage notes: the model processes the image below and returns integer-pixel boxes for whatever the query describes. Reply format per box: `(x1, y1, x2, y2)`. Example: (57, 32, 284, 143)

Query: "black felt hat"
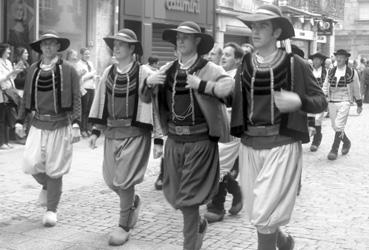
(162, 21, 214, 55)
(30, 30, 70, 54)
(237, 4, 295, 40)
(334, 49, 351, 58)
(103, 29, 143, 56)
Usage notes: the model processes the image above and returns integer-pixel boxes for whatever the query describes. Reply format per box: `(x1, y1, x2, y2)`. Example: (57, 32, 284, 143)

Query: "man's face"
(336, 55, 347, 67)
(40, 39, 60, 59)
(251, 20, 280, 50)
(82, 49, 90, 61)
(113, 40, 134, 61)
(176, 32, 200, 57)
(221, 46, 239, 72)
(207, 48, 222, 65)
(312, 57, 322, 69)
(325, 59, 332, 68)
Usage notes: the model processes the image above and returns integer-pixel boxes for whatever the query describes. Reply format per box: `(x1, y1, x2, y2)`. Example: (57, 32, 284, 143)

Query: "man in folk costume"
(88, 29, 156, 246)
(15, 31, 81, 227)
(229, 5, 327, 250)
(308, 52, 328, 152)
(322, 49, 362, 161)
(145, 21, 234, 250)
(204, 42, 244, 223)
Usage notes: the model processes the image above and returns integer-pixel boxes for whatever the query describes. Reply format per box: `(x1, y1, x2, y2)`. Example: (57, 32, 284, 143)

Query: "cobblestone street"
(1, 105, 369, 250)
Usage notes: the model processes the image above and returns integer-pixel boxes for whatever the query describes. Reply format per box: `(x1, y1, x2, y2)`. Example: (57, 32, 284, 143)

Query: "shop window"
(40, 0, 52, 10)
(358, 3, 369, 20)
(39, 0, 88, 57)
(5, 0, 36, 60)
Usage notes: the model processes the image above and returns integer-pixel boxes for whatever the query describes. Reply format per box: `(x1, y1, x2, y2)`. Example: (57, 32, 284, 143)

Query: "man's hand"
(185, 74, 201, 90)
(71, 127, 81, 144)
(153, 144, 163, 159)
(357, 105, 363, 114)
(146, 72, 166, 86)
(274, 89, 302, 113)
(89, 134, 98, 149)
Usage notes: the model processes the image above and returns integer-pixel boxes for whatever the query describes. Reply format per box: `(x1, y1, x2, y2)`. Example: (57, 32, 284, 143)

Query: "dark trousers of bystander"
(0, 103, 10, 146)
(81, 89, 95, 133)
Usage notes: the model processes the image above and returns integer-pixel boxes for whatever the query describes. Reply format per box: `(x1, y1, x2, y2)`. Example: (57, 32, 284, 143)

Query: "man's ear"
(273, 28, 282, 40)
(195, 37, 202, 47)
(129, 44, 136, 55)
(56, 43, 61, 51)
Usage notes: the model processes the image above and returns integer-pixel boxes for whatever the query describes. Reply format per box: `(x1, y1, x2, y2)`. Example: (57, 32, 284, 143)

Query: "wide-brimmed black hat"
(334, 49, 351, 58)
(237, 4, 295, 40)
(309, 52, 327, 61)
(103, 29, 143, 56)
(162, 21, 214, 55)
(30, 30, 70, 54)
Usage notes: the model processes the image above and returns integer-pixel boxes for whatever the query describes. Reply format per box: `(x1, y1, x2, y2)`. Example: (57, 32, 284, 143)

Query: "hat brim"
(162, 29, 214, 55)
(309, 53, 327, 60)
(103, 36, 143, 56)
(30, 38, 70, 54)
(334, 52, 351, 57)
(238, 14, 295, 40)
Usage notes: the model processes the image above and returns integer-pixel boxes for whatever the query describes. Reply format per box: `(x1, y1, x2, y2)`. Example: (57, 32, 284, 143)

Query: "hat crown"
(116, 28, 138, 41)
(177, 21, 201, 33)
(39, 30, 61, 39)
(256, 4, 283, 17)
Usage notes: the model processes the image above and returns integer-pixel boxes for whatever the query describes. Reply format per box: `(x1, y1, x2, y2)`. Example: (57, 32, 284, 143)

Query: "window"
(40, 0, 52, 10)
(39, 0, 88, 54)
(358, 3, 369, 20)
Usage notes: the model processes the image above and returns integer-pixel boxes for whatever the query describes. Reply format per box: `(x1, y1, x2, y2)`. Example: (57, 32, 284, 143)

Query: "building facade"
(119, 0, 214, 65)
(214, 0, 253, 48)
(0, 0, 119, 73)
(335, 0, 369, 60)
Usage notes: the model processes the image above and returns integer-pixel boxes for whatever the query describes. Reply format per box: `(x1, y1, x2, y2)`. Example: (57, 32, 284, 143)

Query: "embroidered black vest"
(240, 51, 292, 126)
(314, 67, 327, 87)
(163, 57, 208, 126)
(105, 62, 139, 119)
(327, 66, 354, 88)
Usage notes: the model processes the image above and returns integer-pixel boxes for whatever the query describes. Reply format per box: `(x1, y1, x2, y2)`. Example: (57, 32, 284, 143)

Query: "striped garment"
(241, 49, 291, 127)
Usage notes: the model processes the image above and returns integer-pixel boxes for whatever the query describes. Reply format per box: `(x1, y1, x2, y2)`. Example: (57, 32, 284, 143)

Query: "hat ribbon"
(255, 9, 280, 17)
(116, 32, 134, 40)
(176, 25, 199, 33)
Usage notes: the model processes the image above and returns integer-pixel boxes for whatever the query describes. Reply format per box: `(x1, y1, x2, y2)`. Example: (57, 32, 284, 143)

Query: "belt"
(244, 124, 280, 137)
(168, 123, 208, 136)
(107, 118, 132, 127)
(34, 113, 69, 122)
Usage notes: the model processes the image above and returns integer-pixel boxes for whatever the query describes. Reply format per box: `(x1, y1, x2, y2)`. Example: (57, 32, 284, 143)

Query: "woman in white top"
(77, 48, 97, 137)
(0, 43, 23, 149)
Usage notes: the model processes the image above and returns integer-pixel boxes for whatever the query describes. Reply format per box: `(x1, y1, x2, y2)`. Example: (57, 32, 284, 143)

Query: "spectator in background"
(76, 48, 97, 137)
(204, 42, 244, 223)
(207, 44, 223, 65)
(325, 58, 333, 70)
(13, 46, 30, 96)
(0, 43, 23, 150)
(145, 56, 159, 71)
(65, 49, 79, 67)
(360, 60, 369, 103)
(13, 46, 31, 141)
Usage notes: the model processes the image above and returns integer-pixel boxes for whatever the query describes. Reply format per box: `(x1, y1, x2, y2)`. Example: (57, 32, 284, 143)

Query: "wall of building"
(335, 0, 369, 59)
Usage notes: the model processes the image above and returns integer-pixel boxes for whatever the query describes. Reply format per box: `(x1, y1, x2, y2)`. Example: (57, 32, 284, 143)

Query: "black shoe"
(277, 231, 295, 250)
(195, 218, 208, 250)
(341, 134, 351, 155)
(154, 175, 163, 190)
(204, 208, 225, 223)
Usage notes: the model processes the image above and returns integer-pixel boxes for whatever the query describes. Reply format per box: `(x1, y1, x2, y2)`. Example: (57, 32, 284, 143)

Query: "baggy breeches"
(23, 125, 73, 178)
(328, 101, 350, 132)
(239, 142, 302, 234)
